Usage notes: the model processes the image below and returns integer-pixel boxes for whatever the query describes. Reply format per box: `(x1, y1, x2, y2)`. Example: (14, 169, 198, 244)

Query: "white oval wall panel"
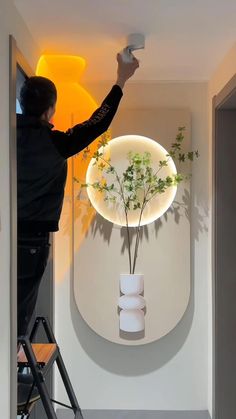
(73, 108, 191, 345)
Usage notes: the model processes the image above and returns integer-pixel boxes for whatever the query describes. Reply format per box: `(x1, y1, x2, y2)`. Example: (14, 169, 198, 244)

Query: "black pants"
(17, 232, 50, 337)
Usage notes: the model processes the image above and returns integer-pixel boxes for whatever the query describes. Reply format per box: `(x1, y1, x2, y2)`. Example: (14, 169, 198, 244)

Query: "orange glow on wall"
(36, 54, 99, 281)
(36, 55, 97, 130)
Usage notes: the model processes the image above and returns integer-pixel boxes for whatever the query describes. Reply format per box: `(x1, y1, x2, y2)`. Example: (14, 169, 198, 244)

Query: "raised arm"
(51, 85, 122, 158)
(51, 53, 139, 159)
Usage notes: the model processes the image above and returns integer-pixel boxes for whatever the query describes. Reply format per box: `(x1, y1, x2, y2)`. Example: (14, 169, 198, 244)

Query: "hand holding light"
(116, 50, 139, 89)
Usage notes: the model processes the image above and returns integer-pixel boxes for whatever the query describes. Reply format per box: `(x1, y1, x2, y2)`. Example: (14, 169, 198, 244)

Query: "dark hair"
(20, 76, 57, 117)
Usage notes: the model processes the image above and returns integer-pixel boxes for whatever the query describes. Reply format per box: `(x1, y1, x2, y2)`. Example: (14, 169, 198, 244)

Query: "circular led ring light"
(86, 135, 177, 227)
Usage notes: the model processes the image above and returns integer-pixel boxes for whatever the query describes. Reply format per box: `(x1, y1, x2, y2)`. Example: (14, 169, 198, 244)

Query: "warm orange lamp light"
(36, 53, 99, 202)
(36, 54, 97, 131)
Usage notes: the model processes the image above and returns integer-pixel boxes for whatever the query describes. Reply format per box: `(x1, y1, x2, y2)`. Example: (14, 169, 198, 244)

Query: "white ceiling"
(15, 0, 236, 82)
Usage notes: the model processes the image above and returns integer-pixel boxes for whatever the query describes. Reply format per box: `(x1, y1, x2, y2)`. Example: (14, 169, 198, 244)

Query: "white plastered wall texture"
(0, 1, 39, 416)
(207, 42, 236, 418)
(55, 81, 209, 410)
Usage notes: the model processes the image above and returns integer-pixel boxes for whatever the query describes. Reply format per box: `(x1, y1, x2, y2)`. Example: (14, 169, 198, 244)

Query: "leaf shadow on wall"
(70, 188, 208, 375)
(89, 189, 207, 252)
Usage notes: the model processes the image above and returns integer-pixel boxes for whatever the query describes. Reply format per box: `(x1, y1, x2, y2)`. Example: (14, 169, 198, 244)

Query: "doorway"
(9, 36, 54, 419)
(213, 74, 236, 419)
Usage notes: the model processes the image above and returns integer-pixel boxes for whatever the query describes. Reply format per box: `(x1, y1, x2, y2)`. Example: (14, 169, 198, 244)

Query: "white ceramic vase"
(118, 274, 146, 332)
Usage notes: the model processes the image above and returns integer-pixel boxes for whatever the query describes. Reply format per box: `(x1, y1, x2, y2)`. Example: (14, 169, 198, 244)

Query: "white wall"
(207, 42, 236, 418)
(209, 43, 236, 96)
(0, 1, 39, 416)
(55, 81, 209, 411)
(0, 1, 234, 414)
(0, 3, 210, 413)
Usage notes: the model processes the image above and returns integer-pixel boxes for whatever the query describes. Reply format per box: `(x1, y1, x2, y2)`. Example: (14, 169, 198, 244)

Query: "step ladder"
(17, 316, 84, 419)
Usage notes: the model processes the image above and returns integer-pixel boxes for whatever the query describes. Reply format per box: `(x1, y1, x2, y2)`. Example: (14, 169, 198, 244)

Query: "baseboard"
(56, 409, 211, 419)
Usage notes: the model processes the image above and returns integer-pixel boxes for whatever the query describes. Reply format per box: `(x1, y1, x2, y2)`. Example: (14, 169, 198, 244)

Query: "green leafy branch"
(74, 127, 198, 273)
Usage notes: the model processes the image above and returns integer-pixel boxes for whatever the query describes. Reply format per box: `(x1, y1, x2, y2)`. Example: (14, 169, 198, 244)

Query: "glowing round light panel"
(86, 135, 177, 226)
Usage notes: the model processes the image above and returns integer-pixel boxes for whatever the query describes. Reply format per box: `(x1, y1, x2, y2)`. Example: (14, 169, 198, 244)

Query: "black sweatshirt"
(17, 85, 123, 233)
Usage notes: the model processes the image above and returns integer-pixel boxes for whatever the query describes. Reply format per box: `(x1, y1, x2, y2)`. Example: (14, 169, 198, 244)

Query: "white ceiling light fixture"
(120, 33, 145, 62)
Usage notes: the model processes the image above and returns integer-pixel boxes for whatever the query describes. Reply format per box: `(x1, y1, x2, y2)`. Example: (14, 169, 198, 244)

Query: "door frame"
(9, 35, 34, 419)
(212, 73, 236, 419)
